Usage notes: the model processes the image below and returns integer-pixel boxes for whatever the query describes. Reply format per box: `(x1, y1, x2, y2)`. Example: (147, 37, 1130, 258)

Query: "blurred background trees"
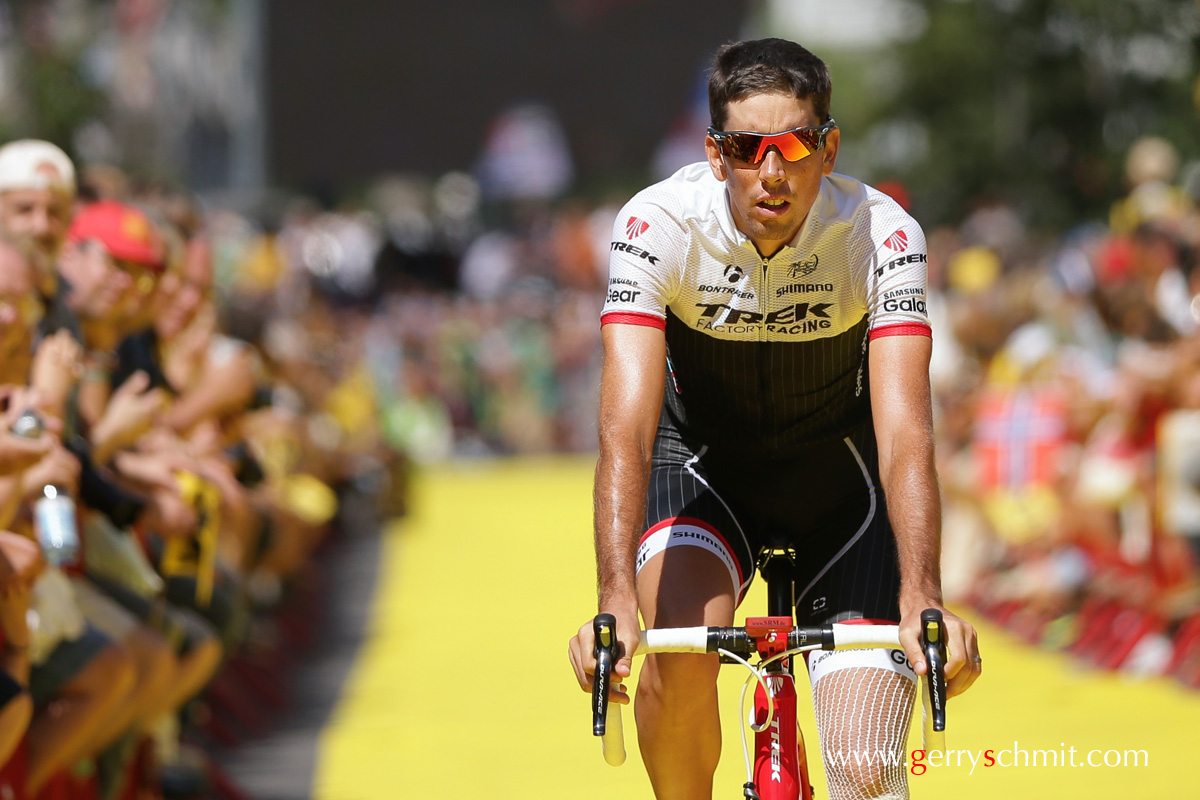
(850, 0, 1200, 230)
(0, 0, 1194, 232)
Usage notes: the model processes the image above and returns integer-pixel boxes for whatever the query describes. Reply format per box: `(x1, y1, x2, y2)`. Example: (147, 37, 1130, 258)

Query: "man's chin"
(747, 217, 800, 245)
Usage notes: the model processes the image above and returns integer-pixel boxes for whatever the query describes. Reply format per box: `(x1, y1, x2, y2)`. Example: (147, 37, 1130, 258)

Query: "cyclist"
(569, 38, 982, 800)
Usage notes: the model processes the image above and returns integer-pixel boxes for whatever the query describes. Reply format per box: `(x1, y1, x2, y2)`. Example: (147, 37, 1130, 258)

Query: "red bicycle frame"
(589, 549, 949, 799)
(752, 663, 810, 799)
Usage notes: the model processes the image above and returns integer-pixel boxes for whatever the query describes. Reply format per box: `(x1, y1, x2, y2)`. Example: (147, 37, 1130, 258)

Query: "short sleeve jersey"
(601, 162, 931, 456)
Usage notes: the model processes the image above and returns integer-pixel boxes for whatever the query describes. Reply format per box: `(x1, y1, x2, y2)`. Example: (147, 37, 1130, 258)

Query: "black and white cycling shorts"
(637, 419, 902, 627)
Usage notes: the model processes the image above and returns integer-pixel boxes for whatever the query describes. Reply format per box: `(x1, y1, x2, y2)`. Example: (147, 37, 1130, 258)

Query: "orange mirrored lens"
(713, 121, 834, 166)
(751, 130, 818, 163)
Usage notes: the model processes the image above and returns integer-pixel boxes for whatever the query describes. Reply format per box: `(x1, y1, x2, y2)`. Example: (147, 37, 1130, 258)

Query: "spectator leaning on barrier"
(0, 229, 141, 798)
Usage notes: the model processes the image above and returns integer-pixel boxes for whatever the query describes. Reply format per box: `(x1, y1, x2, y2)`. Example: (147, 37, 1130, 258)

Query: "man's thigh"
(637, 545, 736, 629)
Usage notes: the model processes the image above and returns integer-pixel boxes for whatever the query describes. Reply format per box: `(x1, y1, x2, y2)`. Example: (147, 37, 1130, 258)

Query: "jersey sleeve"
(600, 197, 680, 330)
(859, 200, 932, 340)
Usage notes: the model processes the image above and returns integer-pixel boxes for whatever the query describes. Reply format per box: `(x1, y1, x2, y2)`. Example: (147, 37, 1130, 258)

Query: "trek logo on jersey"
(695, 301, 833, 335)
(626, 216, 650, 239)
(874, 252, 926, 278)
(787, 254, 819, 278)
(883, 229, 909, 252)
(610, 241, 660, 265)
(776, 282, 833, 298)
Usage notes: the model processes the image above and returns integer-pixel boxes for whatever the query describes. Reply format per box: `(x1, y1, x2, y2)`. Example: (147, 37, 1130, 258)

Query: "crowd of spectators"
(0, 138, 402, 800)
(924, 136, 1200, 688)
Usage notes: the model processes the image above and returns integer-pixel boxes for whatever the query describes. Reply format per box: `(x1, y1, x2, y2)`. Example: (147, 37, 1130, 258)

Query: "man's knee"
(825, 756, 898, 799)
(638, 653, 720, 708)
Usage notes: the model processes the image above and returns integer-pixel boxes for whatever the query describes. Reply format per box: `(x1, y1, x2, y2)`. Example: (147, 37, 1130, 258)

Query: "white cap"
(0, 140, 76, 195)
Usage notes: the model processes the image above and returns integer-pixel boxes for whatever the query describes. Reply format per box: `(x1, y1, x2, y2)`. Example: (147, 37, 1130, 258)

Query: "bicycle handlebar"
(590, 610, 949, 767)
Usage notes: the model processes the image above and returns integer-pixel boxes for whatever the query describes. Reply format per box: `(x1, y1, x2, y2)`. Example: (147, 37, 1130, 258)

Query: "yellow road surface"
(315, 458, 1198, 799)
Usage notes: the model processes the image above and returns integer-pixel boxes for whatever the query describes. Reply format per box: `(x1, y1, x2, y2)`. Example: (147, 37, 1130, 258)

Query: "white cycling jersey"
(601, 162, 931, 454)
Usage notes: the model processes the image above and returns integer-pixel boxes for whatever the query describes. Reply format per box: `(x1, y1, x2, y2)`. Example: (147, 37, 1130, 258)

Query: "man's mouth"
(757, 197, 790, 215)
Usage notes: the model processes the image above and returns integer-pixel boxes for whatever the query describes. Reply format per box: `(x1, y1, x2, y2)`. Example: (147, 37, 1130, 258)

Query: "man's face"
(706, 92, 839, 258)
(0, 187, 73, 274)
(63, 240, 137, 322)
(156, 238, 212, 340)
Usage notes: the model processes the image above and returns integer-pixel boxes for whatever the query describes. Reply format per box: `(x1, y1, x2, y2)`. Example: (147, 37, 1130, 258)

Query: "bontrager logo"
(627, 216, 649, 239)
(723, 264, 745, 283)
(884, 230, 908, 252)
(700, 284, 755, 299)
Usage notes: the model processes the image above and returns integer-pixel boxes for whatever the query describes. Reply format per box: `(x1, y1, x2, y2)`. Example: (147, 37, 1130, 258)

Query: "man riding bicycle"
(569, 38, 982, 799)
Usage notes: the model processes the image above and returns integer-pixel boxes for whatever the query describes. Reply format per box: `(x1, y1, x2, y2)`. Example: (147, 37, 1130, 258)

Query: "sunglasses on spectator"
(707, 119, 837, 166)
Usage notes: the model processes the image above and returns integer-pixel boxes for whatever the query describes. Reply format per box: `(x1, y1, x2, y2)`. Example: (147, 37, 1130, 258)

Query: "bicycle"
(589, 548, 948, 800)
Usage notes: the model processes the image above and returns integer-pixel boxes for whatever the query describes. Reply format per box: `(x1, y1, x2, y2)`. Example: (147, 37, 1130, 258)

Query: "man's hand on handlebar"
(899, 600, 981, 699)
(568, 599, 640, 705)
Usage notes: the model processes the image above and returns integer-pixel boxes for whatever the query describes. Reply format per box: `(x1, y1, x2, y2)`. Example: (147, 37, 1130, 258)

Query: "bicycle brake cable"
(718, 648, 769, 788)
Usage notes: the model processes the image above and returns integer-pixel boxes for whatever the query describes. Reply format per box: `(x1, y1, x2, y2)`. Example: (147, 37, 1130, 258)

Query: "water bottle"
(12, 409, 79, 567)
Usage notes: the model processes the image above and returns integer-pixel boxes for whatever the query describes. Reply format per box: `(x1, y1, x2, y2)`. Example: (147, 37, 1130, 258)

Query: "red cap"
(68, 200, 164, 270)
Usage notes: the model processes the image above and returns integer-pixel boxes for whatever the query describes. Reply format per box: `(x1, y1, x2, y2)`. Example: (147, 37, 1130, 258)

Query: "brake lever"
(920, 608, 948, 732)
(592, 613, 617, 736)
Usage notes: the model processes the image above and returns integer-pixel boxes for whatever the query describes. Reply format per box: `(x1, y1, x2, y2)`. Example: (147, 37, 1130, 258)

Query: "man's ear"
(705, 135, 727, 182)
(821, 128, 840, 176)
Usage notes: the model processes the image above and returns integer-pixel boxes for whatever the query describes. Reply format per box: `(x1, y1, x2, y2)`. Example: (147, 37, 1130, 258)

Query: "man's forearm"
(593, 439, 652, 609)
(881, 443, 943, 607)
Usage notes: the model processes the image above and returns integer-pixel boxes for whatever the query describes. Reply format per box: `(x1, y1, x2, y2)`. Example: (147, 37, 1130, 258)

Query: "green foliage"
(25, 48, 103, 157)
(865, 0, 1200, 230)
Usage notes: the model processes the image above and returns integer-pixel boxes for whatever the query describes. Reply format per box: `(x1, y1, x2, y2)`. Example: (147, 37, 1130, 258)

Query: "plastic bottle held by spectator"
(12, 409, 79, 567)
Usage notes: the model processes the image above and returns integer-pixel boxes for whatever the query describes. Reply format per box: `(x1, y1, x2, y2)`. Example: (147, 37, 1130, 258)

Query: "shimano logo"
(776, 282, 833, 298)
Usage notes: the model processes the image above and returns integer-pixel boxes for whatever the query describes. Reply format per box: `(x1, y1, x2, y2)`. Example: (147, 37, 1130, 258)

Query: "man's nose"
(30, 207, 51, 236)
(758, 147, 787, 183)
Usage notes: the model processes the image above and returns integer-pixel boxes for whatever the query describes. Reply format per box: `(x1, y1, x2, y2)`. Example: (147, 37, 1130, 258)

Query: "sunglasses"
(708, 119, 837, 166)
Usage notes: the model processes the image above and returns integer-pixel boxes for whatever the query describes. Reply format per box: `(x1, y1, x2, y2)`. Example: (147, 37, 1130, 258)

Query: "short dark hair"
(708, 38, 832, 130)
